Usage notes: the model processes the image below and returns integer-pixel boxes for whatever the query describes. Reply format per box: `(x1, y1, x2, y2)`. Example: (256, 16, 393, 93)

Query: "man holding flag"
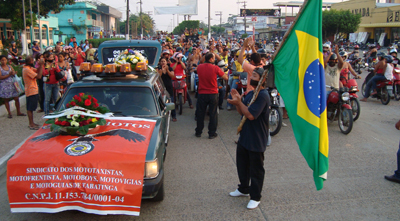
(272, 0, 329, 191)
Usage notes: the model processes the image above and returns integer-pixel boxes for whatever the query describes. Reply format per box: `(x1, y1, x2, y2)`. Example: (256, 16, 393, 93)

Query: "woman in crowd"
(0, 55, 25, 118)
(42, 51, 60, 114)
(32, 41, 41, 58)
(157, 57, 177, 121)
(9, 41, 19, 65)
(34, 53, 45, 113)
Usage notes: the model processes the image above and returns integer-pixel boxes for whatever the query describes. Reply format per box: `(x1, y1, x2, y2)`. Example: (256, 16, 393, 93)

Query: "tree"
(172, 20, 200, 35)
(322, 9, 361, 42)
(0, 0, 75, 29)
(119, 13, 155, 37)
(211, 25, 225, 34)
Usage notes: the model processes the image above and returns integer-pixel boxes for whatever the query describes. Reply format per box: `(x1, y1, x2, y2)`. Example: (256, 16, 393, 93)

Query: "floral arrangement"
(45, 93, 110, 135)
(114, 49, 147, 70)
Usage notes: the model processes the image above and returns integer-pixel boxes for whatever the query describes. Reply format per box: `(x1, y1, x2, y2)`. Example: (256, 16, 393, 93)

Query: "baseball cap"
(162, 50, 170, 54)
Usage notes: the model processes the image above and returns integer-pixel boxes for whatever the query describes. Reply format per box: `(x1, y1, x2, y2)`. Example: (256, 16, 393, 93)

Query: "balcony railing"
(92, 20, 104, 28)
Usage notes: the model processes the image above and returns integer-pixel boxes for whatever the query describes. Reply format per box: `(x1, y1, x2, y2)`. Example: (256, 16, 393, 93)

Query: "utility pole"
(237, 1, 247, 36)
(29, 0, 34, 45)
(208, 0, 210, 40)
(215, 11, 222, 34)
(138, 0, 143, 39)
(37, 0, 42, 50)
(131, 20, 134, 39)
(126, 0, 129, 40)
(22, 0, 28, 55)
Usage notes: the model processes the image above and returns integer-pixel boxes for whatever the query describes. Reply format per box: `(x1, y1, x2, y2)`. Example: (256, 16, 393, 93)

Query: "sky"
(95, 0, 343, 32)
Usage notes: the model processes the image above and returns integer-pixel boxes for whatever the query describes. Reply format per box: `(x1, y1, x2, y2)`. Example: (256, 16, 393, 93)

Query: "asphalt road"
(1, 75, 400, 220)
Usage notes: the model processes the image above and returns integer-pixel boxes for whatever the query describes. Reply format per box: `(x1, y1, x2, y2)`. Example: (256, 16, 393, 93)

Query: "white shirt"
(325, 64, 340, 90)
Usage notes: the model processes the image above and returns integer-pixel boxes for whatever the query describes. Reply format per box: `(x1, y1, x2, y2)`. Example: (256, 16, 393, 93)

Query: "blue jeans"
(227, 78, 240, 108)
(44, 83, 59, 114)
(364, 74, 386, 98)
(395, 141, 400, 178)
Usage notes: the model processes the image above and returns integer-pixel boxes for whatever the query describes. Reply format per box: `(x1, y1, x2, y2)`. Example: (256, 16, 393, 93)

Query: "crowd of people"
(1, 31, 400, 209)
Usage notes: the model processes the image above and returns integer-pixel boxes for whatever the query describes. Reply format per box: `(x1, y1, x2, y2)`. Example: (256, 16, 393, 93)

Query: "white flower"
(67, 115, 72, 119)
(71, 121, 79, 127)
(128, 55, 134, 59)
(133, 58, 138, 63)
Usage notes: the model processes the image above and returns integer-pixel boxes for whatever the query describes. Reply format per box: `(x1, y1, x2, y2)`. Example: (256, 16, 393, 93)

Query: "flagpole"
(236, 0, 310, 134)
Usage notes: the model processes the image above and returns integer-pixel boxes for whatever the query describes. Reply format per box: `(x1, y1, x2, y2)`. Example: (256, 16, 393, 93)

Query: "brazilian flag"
(272, 0, 329, 190)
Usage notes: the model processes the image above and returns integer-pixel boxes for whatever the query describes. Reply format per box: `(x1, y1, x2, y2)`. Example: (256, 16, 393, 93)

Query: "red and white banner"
(7, 119, 156, 216)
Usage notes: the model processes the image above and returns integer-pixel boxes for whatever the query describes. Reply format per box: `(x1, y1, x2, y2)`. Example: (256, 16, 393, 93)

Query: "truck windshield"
(102, 47, 158, 66)
(59, 86, 158, 116)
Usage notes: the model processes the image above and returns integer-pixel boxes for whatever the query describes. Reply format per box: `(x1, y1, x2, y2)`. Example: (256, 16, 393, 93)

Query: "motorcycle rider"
(366, 44, 378, 65)
(389, 48, 399, 67)
(339, 51, 361, 87)
(360, 52, 387, 102)
(348, 45, 360, 61)
(324, 45, 344, 97)
(384, 119, 400, 184)
(227, 51, 245, 110)
(323, 43, 331, 59)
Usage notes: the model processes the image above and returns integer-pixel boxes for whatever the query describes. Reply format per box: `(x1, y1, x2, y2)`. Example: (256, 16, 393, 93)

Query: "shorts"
(26, 94, 39, 111)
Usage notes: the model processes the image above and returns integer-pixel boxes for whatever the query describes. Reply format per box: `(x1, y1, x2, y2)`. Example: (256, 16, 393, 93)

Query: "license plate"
(387, 86, 393, 90)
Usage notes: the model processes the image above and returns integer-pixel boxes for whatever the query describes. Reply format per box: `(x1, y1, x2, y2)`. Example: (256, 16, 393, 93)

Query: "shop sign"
(387, 10, 400, 23)
(351, 8, 370, 17)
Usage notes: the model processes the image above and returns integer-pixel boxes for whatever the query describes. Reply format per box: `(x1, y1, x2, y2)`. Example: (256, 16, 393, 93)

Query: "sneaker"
(229, 189, 249, 197)
(195, 133, 201, 137)
(227, 106, 232, 111)
(247, 200, 260, 210)
(209, 133, 218, 139)
(384, 175, 400, 184)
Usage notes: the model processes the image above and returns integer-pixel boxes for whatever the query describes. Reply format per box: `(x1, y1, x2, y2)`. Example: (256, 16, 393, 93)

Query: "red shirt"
(75, 52, 86, 66)
(170, 62, 184, 80)
(197, 63, 225, 94)
(43, 64, 60, 84)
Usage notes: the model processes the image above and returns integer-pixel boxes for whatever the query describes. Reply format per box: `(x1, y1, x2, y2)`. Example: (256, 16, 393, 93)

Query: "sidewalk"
(0, 102, 45, 173)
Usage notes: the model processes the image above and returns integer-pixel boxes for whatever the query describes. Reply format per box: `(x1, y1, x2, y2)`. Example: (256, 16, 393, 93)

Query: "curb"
(0, 137, 30, 176)
(0, 95, 26, 117)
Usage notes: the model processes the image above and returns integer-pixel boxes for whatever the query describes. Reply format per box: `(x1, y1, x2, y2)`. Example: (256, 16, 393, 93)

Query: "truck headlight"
(271, 89, 278, 97)
(144, 159, 159, 179)
(341, 92, 350, 101)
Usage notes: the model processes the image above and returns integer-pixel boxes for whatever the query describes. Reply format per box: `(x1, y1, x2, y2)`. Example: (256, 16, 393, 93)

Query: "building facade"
(331, 0, 400, 45)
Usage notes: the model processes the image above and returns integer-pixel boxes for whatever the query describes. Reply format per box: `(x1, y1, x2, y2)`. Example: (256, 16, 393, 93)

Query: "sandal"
(17, 113, 27, 116)
(7, 114, 12, 118)
(28, 126, 39, 130)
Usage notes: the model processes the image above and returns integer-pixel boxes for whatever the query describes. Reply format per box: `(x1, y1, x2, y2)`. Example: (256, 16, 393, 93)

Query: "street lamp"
(215, 11, 222, 34)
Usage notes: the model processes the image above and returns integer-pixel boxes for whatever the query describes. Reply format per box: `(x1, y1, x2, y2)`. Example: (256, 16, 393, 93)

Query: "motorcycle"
(237, 72, 247, 95)
(268, 88, 283, 136)
(172, 73, 188, 115)
(189, 64, 197, 92)
(327, 86, 353, 134)
(390, 67, 400, 101)
(361, 67, 392, 105)
(345, 78, 361, 121)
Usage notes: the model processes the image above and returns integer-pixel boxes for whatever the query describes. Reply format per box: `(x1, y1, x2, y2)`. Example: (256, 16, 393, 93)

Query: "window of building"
(34, 28, 39, 39)
(92, 14, 97, 20)
(42, 29, 47, 38)
(26, 29, 31, 40)
(374, 28, 385, 43)
(49, 29, 53, 39)
(392, 28, 400, 43)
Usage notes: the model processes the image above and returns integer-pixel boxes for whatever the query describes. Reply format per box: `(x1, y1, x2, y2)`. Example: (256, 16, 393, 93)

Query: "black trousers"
(37, 78, 44, 111)
(236, 142, 265, 201)
(195, 93, 218, 136)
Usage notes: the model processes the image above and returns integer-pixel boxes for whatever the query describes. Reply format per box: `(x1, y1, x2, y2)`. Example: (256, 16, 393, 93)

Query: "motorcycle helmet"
(323, 43, 330, 48)
(329, 53, 338, 60)
(257, 48, 267, 54)
(45, 46, 53, 52)
(354, 45, 359, 49)
(377, 52, 386, 57)
(390, 48, 398, 54)
(327, 91, 339, 104)
(339, 51, 347, 58)
(339, 47, 345, 52)
(368, 44, 376, 48)
(384, 55, 393, 63)
(217, 60, 226, 68)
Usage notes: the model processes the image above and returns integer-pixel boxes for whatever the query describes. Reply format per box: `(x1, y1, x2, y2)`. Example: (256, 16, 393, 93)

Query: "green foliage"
(119, 13, 155, 37)
(322, 9, 362, 42)
(211, 25, 225, 34)
(172, 20, 200, 35)
(241, 33, 248, 38)
(88, 38, 124, 48)
(0, 0, 75, 30)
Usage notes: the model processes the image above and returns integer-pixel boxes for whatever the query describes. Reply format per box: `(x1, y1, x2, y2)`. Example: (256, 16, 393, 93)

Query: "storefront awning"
(360, 22, 400, 28)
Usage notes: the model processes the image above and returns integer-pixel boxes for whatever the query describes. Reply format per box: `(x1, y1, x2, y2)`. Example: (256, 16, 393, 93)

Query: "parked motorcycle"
(268, 88, 283, 136)
(327, 86, 353, 134)
(361, 68, 392, 105)
(172, 74, 188, 115)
